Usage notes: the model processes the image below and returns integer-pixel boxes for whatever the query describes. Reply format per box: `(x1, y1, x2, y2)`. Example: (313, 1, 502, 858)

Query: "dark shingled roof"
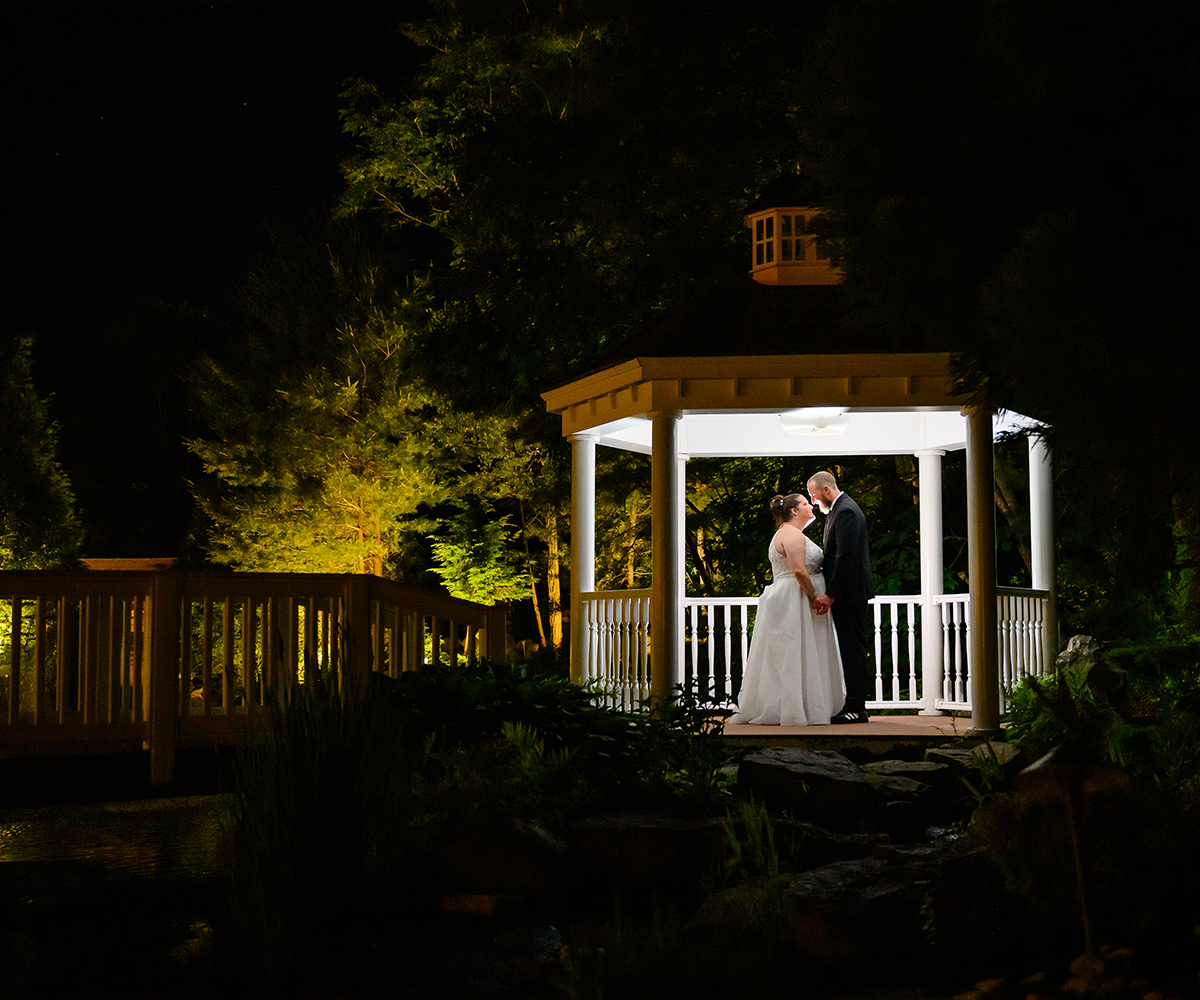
(577, 279, 903, 381)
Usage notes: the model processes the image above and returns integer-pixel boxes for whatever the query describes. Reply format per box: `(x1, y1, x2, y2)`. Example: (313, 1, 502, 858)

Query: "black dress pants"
(832, 600, 871, 712)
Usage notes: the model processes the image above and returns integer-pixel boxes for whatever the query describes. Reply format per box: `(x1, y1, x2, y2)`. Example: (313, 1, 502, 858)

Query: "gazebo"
(541, 199, 1056, 735)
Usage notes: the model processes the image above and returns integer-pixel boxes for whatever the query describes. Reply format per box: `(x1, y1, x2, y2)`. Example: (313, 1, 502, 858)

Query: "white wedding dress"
(729, 534, 845, 726)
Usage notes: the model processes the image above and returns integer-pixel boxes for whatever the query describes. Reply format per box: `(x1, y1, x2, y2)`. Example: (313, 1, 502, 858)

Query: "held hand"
(812, 594, 832, 616)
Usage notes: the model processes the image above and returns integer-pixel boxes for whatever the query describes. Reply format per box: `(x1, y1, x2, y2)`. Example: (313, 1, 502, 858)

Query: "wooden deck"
(722, 712, 989, 755)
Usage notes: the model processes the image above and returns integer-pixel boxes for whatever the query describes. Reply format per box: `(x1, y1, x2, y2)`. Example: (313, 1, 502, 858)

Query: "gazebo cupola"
(745, 177, 840, 286)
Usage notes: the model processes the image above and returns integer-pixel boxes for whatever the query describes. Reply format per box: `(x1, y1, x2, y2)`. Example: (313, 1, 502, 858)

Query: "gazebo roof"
(542, 279, 1039, 458)
(593, 282, 853, 364)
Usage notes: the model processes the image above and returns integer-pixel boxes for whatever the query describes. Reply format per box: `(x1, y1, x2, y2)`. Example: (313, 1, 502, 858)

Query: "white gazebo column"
(569, 432, 599, 685)
(1028, 432, 1058, 670)
(965, 407, 1000, 735)
(916, 449, 946, 716)
(649, 410, 683, 702)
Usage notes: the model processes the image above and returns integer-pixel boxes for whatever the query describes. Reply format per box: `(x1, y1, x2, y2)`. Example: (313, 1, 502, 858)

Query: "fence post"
(148, 571, 181, 785)
(342, 574, 373, 696)
(485, 602, 508, 664)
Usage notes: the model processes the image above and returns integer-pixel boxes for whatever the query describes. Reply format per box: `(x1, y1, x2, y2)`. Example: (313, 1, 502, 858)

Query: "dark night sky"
(5, 1, 418, 374)
(3, 2, 422, 556)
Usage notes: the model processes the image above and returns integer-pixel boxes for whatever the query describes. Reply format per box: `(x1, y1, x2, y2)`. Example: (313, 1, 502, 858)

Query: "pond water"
(0, 794, 231, 880)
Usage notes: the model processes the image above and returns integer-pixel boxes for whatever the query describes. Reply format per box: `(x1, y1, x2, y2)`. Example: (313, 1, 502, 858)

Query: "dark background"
(3, 3, 420, 556)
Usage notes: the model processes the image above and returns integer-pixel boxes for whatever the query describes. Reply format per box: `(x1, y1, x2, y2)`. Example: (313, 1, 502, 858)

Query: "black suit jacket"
(821, 493, 874, 604)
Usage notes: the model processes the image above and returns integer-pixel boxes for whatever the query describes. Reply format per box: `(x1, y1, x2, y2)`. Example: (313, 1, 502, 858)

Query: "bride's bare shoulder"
(774, 523, 806, 554)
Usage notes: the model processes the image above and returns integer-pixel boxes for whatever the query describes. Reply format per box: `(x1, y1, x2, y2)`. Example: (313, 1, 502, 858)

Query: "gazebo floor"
(721, 712, 992, 756)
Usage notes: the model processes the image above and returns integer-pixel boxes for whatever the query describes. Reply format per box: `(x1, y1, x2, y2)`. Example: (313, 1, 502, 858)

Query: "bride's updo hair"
(770, 493, 804, 527)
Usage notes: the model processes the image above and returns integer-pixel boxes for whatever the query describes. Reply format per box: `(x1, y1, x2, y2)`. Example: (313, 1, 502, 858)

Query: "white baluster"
(639, 595, 651, 704)
(878, 600, 888, 701)
(961, 599, 973, 706)
(691, 597, 700, 691)
(940, 601, 952, 705)
(892, 605, 902, 696)
(907, 602, 918, 705)
(734, 605, 744, 696)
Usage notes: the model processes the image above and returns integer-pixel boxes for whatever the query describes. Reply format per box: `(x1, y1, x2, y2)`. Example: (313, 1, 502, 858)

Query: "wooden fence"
(0, 569, 506, 783)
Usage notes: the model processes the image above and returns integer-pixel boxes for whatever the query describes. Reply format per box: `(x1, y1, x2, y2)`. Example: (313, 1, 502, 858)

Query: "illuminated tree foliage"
(187, 217, 561, 613)
(429, 509, 527, 606)
(187, 222, 440, 574)
(0, 337, 83, 569)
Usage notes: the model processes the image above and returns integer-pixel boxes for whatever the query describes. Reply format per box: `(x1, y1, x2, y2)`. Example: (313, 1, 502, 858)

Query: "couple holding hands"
(729, 472, 873, 727)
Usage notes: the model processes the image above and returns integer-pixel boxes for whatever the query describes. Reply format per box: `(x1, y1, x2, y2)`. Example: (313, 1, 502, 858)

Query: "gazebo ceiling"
(568, 409, 1037, 458)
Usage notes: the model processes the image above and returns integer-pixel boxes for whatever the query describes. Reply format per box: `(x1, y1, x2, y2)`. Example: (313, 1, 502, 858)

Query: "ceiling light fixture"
(779, 407, 850, 435)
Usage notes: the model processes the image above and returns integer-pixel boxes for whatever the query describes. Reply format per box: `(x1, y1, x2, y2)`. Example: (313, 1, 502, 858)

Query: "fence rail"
(1, 570, 506, 782)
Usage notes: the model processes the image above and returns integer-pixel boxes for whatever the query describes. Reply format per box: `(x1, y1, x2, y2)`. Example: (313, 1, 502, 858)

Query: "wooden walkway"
(722, 712, 987, 754)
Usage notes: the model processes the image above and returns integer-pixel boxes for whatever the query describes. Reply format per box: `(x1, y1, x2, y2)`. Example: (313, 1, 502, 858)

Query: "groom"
(808, 471, 873, 724)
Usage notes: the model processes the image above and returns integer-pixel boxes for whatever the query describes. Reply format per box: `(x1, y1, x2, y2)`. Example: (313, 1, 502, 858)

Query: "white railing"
(997, 587, 1050, 705)
(684, 597, 757, 707)
(578, 587, 1051, 715)
(870, 596, 922, 709)
(935, 588, 1050, 712)
(578, 589, 651, 710)
(935, 594, 972, 711)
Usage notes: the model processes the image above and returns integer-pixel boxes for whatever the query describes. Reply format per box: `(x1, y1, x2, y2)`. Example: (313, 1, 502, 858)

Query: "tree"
(223, 0, 1195, 652)
(595, 450, 651, 592)
(186, 216, 566, 644)
(797, 4, 1200, 637)
(0, 337, 83, 569)
(337, 0, 825, 408)
(187, 219, 451, 575)
(429, 508, 527, 606)
(333, 1, 840, 656)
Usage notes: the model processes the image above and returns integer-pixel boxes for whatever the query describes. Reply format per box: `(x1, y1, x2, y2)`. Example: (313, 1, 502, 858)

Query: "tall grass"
(218, 677, 422, 997)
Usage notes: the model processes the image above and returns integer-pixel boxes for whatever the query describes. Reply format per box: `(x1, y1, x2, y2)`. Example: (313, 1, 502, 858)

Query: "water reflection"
(0, 794, 231, 880)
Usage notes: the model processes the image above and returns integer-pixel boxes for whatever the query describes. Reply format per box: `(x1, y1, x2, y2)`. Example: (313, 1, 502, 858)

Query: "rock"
(861, 758, 951, 779)
(695, 846, 950, 971)
(737, 748, 933, 831)
(689, 877, 791, 937)
(785, 856, 929, 966)
(770, 818, 888, 870)
(1056, 634, 1101, 671)
(925, 742, 1020, 769)
(861, 758, 965, 822)
(926, 741, 1025, 793)
(566, 810, 729, 889)
(881, 799, 925, 842)
(439, 817, 569, 896)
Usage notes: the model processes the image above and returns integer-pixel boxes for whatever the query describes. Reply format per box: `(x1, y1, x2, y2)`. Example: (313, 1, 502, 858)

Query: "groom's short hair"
(808, 471, 838, 491)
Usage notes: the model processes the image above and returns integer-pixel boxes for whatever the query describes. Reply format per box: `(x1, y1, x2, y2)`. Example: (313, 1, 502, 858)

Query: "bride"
(729, 493, 845, 726)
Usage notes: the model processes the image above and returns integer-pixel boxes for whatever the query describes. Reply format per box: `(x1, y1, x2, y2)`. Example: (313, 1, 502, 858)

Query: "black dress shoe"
(830, 709, 870, 724)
